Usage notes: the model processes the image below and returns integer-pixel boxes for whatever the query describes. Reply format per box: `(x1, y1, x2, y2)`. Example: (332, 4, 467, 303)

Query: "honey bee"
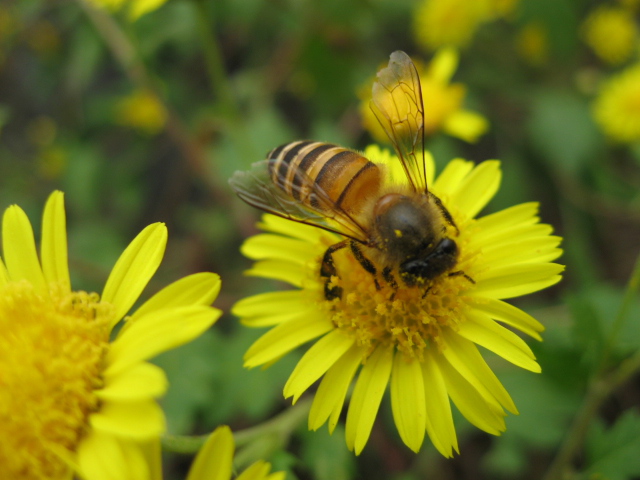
(230, 51, 469, 300)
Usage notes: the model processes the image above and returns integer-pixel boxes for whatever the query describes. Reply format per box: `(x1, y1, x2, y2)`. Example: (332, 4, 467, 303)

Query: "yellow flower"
(0, 191, 222, 480)
(516, 22, 549, 66)
(359, 48, 488, 144)
(86, 0, 168, 20)
(115, 89, 168, 135)
(413, 0, 487, 50)
(582, 6, 638, 65)
(233, 146, 563, 456)
(149, 426, 285, 480)
(593, 64, 640, 143)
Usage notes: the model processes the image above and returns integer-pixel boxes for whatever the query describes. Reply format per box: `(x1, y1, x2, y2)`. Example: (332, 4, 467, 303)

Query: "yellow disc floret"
(0, 281, 113, 480)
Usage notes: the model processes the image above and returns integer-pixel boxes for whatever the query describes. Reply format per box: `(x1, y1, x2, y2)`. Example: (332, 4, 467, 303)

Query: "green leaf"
(300, 425, 355, 480)
(585, 411, 640, 480)
(527, 90, 604, 174)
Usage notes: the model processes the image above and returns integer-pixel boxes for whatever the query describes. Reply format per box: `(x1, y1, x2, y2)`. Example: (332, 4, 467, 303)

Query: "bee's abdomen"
(268, 141, 381, 213)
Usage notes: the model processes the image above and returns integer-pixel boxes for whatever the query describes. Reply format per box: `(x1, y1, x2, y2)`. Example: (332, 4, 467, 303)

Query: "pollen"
(0, 281, 113, 480)
(323, 245, 473, 362)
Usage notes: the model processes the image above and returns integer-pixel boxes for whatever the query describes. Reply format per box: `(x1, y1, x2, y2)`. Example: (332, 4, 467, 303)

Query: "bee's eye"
(439, 238, 457, 255)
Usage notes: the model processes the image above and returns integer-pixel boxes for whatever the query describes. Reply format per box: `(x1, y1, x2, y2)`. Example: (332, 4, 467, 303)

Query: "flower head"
(233, 146, 563, 456)
(115, 89, 168, 135)
(0, 191, 222, 479)
(185, 426, 285, 480)
(359, 48, 488, 144)
(593, 64, 640, 143)
(582, 5, 638, 65)
(86, 0, 168, 20)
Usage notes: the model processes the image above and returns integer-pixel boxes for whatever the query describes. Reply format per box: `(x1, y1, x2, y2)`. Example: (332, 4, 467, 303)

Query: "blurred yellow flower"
(516, 22, 549, 66)
(582, 6, 638, 65)
(593, 64, 640, 143)
(359, 48, 488, 143)
(87, 0, 168, 20)
(413, 0, 520, 51)
(0, 191, 222, 480)
(177, 426, 285, 480)
(413, 0, 487, 50)
(115, 89, 168, 135)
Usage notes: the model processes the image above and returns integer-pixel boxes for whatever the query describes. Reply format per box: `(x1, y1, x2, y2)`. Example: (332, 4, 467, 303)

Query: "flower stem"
(542, 251, 640, 480)
(191, 0, 257, 162)
(161, 397, 312, 455)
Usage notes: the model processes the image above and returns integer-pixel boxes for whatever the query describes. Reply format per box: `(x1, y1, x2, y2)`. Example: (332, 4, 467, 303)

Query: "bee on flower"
(230, 51, 563, 456)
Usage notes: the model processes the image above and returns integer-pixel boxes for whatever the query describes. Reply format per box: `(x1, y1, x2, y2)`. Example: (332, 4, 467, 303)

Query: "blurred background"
(1, 0, 640, 478)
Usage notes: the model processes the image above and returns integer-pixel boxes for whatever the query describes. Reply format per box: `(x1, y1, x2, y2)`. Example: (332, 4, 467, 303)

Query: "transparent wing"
(370, 50, 427, 193)
(229, 159, 370, 243)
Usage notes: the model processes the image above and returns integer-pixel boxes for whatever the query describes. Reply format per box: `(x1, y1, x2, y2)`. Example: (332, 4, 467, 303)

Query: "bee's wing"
(229, 159, 370, 243)
(370, 50, 428, 193)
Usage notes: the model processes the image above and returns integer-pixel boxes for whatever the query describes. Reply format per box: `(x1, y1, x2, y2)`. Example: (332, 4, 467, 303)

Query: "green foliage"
(2, 0, 640, 478)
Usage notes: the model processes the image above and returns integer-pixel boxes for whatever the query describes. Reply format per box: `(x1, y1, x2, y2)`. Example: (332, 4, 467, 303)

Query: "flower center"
(0, 281, 114, 479)
(320, 231, 477, 362)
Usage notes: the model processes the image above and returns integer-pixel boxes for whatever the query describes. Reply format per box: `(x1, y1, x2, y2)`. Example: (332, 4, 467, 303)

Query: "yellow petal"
(441, 330, 517, 414)
(345, 346, 393, 455)
(423, 349, 458, 457)
(128, 272, 221, 323)
(231, 290, 310, 318)
(450, 161, 501, 219)
(309, 345, 364, 432)
(259, 214, 328, 244)
(236, 461, 272, 480)
(390, 356, 426, 452)
(468, 297, 544, 340)
(2, 205, 46, 292)
(0, 258, 9, 286)
(436, 354, 507, 435)
(432, 159, 474, 194)
(474, 202, 540, 241)
(41, 191, 71, 292)
(106, 305, 221, 376)
(98, 362, 168, 401)
(429, 47, 459, 83)
(443, 109, 489, 143)
(457, 311, 541, 372)
(90, 399, 165, 440)
(241, 233, 318, 264)
(284, 330, 355, 402)
(481, 236, 563, 268)
(187, 426, 233, 480)
(102, 223, 167, 328)
(77, 431, 150, 480)
(244, 314, 333, 368)
(474, 263, 564, 299)
(245, 259, 306, 287)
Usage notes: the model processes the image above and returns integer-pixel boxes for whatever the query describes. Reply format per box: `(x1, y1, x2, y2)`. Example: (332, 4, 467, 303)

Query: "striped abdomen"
(267, 141, 382, 214)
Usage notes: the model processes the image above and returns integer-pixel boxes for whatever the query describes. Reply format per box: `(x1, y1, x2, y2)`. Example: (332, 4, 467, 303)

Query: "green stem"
(542, 252, 640, 480)
(161, 397, 311, 456)
(191, 0, 257, 162)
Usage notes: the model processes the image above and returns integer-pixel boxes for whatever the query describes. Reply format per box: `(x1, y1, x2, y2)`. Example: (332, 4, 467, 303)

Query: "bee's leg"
(448, 270, 476, 284)
(321, 240, 349, 300)
(429, 192, 459, 235)
(382, 266, 398, 300)
(349, 241, 380, 290)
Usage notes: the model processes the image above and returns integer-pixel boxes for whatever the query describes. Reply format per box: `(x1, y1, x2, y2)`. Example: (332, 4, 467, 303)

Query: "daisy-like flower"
(145, 426, 285, 480)
(85, 0, 168, 20)
(115, 89, 168, 135)
(412, 0, 487, 50)
(233, 146, 563, 456)
(0, 191, 222, 480)
(516, 22, 549, 66)
(582, 5, 638, 66)
(359, 48, 488, 144)
(593, 63, 640, 143)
